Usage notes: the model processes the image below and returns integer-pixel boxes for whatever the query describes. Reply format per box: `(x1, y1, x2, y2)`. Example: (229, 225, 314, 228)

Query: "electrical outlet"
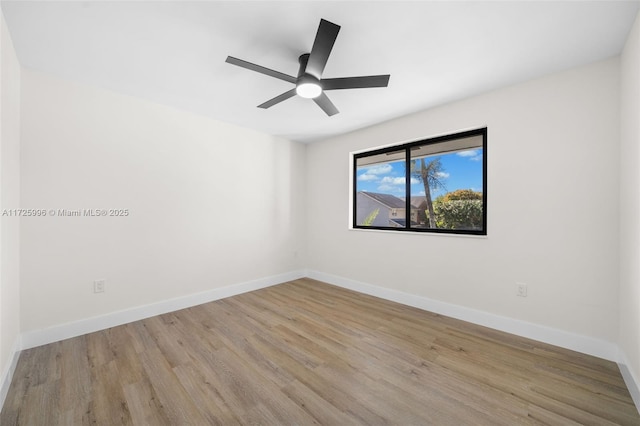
(94, 279, 106, 293)
(516, 282, 528, 297)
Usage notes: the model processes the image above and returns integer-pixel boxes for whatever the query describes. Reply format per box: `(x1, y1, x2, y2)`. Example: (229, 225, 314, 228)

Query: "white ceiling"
(2, 1, 639, 143)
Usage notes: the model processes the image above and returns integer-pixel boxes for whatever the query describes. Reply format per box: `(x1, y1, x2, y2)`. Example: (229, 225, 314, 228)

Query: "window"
(353, 128, 487, 235)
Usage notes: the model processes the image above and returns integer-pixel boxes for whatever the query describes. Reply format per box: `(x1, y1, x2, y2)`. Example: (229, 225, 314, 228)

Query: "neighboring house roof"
(360, 191, 406, 209)
(401, 196, 427, 208)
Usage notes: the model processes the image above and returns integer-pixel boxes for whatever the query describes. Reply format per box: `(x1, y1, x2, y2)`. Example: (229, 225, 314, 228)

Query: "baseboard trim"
(307, 270, 619, 362)
(619, 349, 640, 414)
(21, 270, 307, 350)
(14, 268, 623, 364)
(0, 337, 22, 411)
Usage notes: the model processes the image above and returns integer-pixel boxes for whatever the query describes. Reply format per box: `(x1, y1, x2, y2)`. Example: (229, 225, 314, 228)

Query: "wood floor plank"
(280, 379, 361, 426)
(20, 381, 61, 426)
(122, 377, 172, 426)
(140, 316, 192, 368)
(1, 278, 638, 425)
(86, 331, 115, 369)
(57, 337, 91, 421)
(136, 347, 210, 425)
(86, 360, 133, 425)
(172, 362, 243, 426)
(105, 326, 146, 387)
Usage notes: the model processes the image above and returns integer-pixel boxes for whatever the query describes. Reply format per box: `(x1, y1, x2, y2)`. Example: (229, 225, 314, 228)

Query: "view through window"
(353, 128, 487, 235)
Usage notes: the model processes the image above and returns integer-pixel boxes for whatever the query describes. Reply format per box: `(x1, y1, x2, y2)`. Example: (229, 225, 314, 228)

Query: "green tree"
(411, 158, 447, 228)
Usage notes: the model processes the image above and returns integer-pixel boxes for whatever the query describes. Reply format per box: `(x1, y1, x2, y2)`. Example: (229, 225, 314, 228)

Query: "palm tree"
(411, 158, 447, 228)
(360, 208, 380, 226)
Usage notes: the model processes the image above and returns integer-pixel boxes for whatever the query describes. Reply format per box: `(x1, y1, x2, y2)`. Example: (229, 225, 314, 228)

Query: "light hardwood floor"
(1, 278, 639, 425)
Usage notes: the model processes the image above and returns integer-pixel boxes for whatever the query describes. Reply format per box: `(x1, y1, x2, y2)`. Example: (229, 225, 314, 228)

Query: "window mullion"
(405, 147, 411, 229)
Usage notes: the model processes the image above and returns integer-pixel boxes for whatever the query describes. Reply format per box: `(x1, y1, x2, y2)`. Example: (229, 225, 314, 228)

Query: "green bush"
(441, 189, 482, 202)
(434, 199, 483, 229)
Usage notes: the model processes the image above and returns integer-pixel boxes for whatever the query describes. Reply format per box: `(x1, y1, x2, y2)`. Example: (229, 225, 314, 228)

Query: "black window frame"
(352, 127, 487, 236)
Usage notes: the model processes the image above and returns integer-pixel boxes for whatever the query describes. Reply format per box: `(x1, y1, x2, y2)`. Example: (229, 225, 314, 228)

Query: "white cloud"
(436, 172, 450, 179)
(457, 150, 482, 161)
(381, 176, 404, 185)
(363, 164, 392, 175)
(357, 173, 378, 181)
(380, 176, 420, 185)
(377, 184, 399, 192)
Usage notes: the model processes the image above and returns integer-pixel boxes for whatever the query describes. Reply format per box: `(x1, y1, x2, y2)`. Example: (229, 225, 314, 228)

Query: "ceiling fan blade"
(258, 88, 297, 109)
(313, 92, 339, 116)
(306, 19, 340, 79)
(322, 75, 390, 90)
(226, 56, 296, 84)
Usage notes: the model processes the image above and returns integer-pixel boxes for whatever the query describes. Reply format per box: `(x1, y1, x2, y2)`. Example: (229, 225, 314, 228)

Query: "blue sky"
(356, 149, 483, 198)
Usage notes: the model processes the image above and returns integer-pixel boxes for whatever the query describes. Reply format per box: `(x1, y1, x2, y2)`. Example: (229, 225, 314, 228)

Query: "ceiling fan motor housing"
(297, 53, 312, 77)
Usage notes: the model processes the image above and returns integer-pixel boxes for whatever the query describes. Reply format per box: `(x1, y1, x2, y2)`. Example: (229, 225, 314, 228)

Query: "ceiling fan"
(225, 19, 390, 117)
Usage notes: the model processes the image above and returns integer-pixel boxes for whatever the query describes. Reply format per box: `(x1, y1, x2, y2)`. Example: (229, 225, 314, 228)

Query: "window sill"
(348, 227, 488, 239)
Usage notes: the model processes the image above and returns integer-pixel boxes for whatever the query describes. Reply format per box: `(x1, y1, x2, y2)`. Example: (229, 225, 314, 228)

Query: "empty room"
(1, 1, 640, 424)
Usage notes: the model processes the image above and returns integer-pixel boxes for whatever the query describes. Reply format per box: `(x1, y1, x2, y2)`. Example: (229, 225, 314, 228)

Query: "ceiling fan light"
(296, 74, 322, 99)
(296, 82, 322, 99)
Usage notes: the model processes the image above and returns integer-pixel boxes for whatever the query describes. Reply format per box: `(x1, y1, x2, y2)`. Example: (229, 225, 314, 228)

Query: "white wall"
(0, 9, 22, 400)
(307, 58, 620, 347)
(619, 11, 640, 403)
(19, 70, 306, 334)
